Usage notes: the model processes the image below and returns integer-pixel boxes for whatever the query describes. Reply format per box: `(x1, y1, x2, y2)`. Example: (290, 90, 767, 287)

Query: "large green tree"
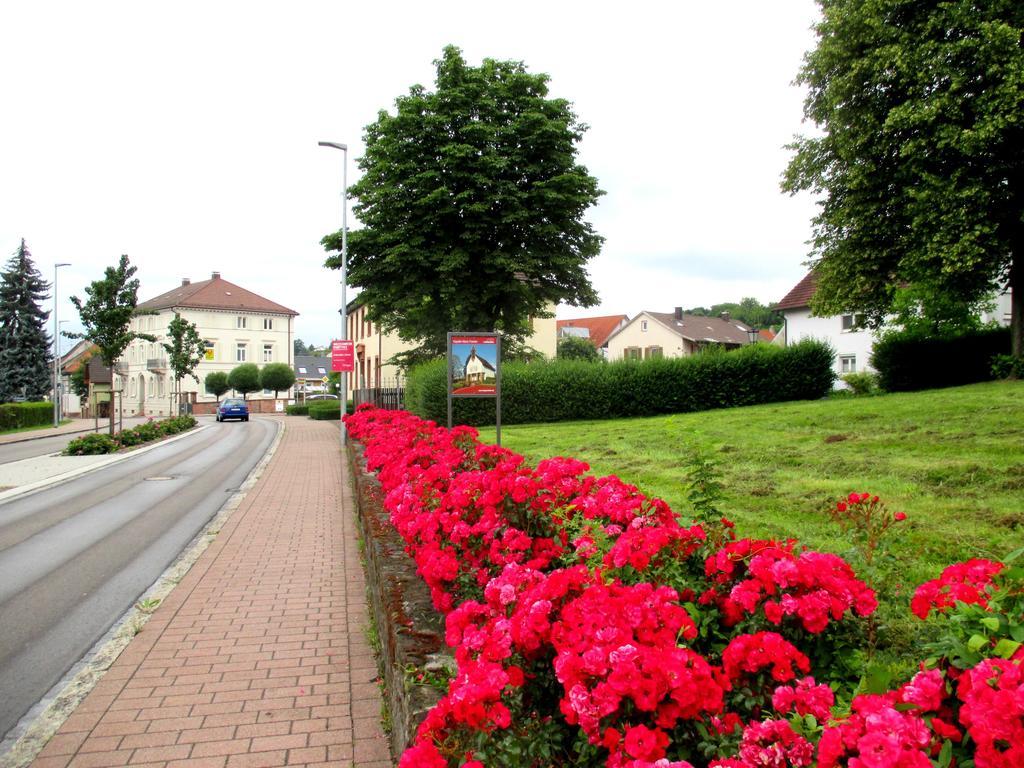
(323, 45, 603, 357)
(259, 362, 296, 399)
(162, 313, 206, 413)
(685, 297, 782, 330)
(783, 1, 1024, 355)
(0, 240, 52, 402)
(66, 255, 155, 433)
(228, 363, 261, 400)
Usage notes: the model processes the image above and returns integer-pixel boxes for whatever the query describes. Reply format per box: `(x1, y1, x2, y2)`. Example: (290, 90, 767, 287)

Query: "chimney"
(181, 278, 190, 286)
(211, 271, 221, 280)
(674, 307, 683, 320)
(720, 311, 731, 322)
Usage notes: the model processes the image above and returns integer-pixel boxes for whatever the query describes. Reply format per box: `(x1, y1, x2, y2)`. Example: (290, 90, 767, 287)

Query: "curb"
(0, 424, 213, 506)
(0, 419, 286, 768)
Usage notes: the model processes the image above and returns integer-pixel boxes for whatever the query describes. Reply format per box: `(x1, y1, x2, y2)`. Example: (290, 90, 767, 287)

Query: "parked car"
(216, 398, 249, 422)
(306, 394, 339, 401)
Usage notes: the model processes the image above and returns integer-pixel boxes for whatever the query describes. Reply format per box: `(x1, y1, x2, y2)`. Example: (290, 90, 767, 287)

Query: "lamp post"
(53, 262, 71, 427)
(318, 140, 348, 446)
(747, 327, 760, 345)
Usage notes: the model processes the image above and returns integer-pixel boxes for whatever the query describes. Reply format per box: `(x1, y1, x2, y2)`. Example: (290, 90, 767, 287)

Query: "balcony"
(147, 357, 168, 372)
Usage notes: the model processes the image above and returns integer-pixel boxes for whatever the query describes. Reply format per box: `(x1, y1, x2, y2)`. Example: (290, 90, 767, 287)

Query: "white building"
(774, 272, 1013, 380)
(118, 272, 298, 416)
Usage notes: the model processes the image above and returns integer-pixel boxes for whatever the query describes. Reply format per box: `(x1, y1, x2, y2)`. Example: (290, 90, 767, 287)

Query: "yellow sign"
(321, 376, 328, 384)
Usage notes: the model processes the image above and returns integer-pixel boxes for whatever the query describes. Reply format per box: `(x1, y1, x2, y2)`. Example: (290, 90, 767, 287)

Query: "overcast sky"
(1, 1, 821, 352)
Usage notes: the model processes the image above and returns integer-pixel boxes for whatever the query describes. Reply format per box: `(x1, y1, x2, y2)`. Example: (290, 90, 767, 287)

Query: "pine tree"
(0, 240, 52, 402)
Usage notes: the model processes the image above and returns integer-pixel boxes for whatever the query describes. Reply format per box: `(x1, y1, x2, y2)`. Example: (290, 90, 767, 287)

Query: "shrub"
(308, 402, 341, 420)
(406, 339, 835, 426)
(285, 404, 309, 416)
(557, 335, 602, 362)
(64, 433, 118, 455)
(0, 401, 54, 431)
(991, 353, 1024, 380)
(871, 326, 1010, 392)
(840, 371, 878, 395)
(227, 363, 261, 399)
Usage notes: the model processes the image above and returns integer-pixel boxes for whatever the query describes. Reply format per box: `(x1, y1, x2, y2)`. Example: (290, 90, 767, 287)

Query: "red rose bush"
(346, 406, 1024, 767)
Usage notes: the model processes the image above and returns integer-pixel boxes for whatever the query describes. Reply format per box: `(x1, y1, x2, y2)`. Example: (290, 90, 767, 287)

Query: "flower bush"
(63, 415, 198, 455)
(346, 405, 1024, 768)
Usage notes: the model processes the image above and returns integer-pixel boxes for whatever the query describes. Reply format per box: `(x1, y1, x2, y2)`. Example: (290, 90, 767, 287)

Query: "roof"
(557, 315, 629, 348)
(138, 273, 298, 316)
(641, 311, 754, 346)
(60, 341, 98, 373)
(775, 272, 818, 311)
(758, 329, 776, 342)
(294, 356, 330, 376)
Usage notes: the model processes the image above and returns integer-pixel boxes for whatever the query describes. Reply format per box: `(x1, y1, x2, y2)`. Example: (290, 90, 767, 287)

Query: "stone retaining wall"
(346, 441, 451, 761)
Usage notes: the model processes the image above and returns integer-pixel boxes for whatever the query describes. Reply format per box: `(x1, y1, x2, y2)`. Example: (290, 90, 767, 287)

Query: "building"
(463, 347, 496, 384)
(293, 356, 331, 399)
(556, 315, 629, 358)
(605, 308, 755, 361)
(58, 340, 98, 416)
(117, 272, 298, 416)
(342, 298, 558, 399)
(773, 271, 1013, 380)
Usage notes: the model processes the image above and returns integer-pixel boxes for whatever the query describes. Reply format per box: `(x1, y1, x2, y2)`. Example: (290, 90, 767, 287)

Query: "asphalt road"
(0, 419, 150, 464)
(0, 417, 279, 744)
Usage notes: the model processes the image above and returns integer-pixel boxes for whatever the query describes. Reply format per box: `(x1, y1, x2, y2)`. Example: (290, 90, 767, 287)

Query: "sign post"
(447, 332, 502, 445)
(332, 339, 355, 444)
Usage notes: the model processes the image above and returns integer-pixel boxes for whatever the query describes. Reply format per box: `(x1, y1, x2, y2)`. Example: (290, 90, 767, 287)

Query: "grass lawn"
(477, 380, 1024, 665)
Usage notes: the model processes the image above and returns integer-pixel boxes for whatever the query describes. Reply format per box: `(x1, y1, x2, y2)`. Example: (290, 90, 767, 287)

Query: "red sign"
(331, 339, 354, 372)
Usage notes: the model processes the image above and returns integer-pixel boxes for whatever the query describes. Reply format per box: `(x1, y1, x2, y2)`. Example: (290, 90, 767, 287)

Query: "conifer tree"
(0, 240, 52, 402)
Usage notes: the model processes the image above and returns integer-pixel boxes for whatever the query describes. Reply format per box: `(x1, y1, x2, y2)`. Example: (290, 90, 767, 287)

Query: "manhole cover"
(145, 476, 175, 481)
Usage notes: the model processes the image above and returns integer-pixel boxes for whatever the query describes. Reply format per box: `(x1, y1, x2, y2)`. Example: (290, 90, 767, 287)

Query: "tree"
(557, 335, 602, 362)
(0, 239, 52, 402)
(69, 358, 91, 399)
(227, 363, 260, 400)
(685, 298, 782, 330)
(162, 313, 205, 413)
(204, 371, 229, 402)
(783, 1, 1024, 356)
(66, 255, 155, 434)
(323, 45, 603, 358)
(259, 362, 296, 399)
(294, 338, 310, 356)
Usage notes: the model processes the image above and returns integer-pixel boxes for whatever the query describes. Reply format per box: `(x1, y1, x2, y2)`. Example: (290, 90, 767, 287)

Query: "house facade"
(293, 355, 331, 399)
(774, 271, 1013, 380)
(605, 309, 754, 361)
(117, 272, 298, 417)
(557, 314, 629, 358)
(342, 298, 558, 399)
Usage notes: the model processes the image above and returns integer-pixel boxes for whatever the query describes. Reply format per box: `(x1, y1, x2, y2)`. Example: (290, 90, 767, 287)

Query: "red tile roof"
(556, 315, 628, 348)
(758, 328, 776, 342)
(775, 272, 818, 311)
(138, 274, 298, 316)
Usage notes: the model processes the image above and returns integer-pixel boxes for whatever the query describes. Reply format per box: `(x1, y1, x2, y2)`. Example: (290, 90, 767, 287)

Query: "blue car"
(216, 398, 249, 422)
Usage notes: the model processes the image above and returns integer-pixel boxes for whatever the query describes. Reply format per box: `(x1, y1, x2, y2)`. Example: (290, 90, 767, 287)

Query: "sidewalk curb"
(0, 419, 286, 768)
(0, 424, 213, 507)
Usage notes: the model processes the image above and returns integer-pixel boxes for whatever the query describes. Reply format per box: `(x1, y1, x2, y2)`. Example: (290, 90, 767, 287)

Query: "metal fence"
(352, 377, 405, 411)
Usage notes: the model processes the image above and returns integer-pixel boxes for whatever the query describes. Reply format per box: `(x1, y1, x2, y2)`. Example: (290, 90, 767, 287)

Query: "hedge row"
(308, 402, 341, 420)
(285, 404, 309, 416)
(871, 326, 1010, 392)
(0, 401, 53, 431)
(406, 339, 835, 426)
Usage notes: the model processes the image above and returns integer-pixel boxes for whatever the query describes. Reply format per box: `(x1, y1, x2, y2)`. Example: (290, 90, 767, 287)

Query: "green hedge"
(308, 402, 341, 420)
(0, 401, 53, 431)
(63, 415, 198, 455)
(406, 340, 836, 426)
(286, 404, 310, 416)
(871, 327, 1010, 392)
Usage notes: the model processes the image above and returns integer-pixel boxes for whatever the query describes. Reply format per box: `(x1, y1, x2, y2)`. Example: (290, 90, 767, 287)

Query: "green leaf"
(981, 617, 1001, 632)
(936, 738, 953, 768)
(993, 638, 1021, 659)
(1002, 546, 1024, 563)
(967, 634, 989, 652)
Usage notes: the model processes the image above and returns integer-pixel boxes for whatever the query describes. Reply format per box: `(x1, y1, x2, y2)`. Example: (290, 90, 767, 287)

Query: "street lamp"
(747, 327, 760, 345)
(53, 262, 71, 427)
(318, 140, 348, 446)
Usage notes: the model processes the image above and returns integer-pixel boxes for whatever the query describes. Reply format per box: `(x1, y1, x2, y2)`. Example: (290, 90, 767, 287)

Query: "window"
(236, 343, 247, 362)
(298, 366, 307, 374)
(841, 314, 865, 331)
(263, 344, 273, 362)
(840, 354, 857, 374)
(640, 320, 648, 332)
(624, 347, 642, 360)
(263, 318, 273, 331)
(204, 340, 215, 361)
(645, 346, 663, 359)
(317, 367, 326, 375)
(237, 316, 247, 329)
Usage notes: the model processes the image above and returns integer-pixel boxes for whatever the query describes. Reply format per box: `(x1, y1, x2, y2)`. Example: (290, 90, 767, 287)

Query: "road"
(0, 417, 279, 744)
(0, 419, 151, 464)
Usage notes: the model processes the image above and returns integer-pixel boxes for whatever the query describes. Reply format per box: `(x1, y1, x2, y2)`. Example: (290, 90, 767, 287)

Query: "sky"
(0, 1, 822, 353)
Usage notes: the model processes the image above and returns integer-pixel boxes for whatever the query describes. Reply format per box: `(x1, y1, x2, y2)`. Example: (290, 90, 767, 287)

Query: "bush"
(405, 339, 836, 426)
(64, 433, 118, 455)
(871, 326, 1010, 392)
(0, 401, 54, 431)
(840, 371, 878, 395)
(308, 401, 341, 420)
(286, 404, 309, 416)
(991, 353, 1024, 380)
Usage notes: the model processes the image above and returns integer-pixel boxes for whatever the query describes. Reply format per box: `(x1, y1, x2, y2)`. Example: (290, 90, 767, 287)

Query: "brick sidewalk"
(30, 417, 392, 768)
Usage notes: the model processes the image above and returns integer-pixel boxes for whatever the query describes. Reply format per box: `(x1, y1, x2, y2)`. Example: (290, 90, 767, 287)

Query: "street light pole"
(53, 262, 71, 427)
(318, 141, 349, 446)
